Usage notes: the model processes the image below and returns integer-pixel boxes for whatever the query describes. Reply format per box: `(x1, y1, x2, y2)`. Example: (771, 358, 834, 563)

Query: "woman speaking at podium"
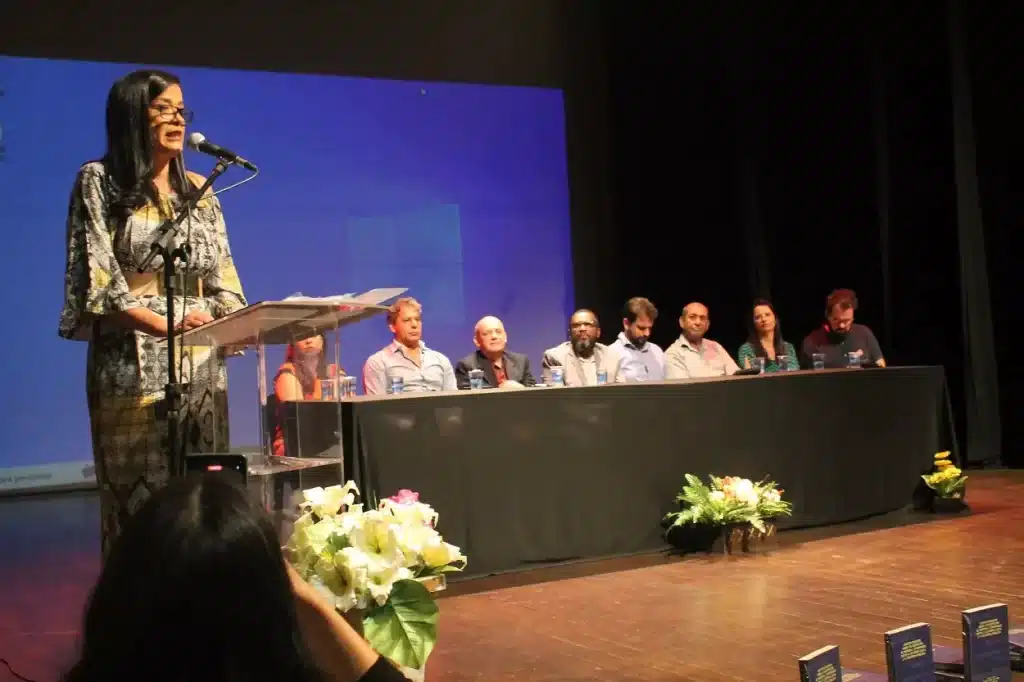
(58, 70, 247, 557)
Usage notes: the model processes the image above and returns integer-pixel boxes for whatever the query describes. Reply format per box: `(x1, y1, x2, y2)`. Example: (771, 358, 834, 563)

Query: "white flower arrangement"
(285, 482, 466, 670)
(664, 474, 793, 534)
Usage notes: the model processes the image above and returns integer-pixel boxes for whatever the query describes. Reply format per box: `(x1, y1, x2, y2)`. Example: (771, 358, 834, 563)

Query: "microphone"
(187, 132, 258, 171)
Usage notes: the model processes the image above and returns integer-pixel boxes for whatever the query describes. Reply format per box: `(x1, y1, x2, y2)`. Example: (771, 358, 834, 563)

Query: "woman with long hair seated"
(62, 474, 408, 682)
(272, 334, 343, 456)
(737, 299, 798, 372)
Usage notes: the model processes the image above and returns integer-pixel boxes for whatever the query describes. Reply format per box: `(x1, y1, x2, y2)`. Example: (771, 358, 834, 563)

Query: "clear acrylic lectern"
(179, 288, 405, 537)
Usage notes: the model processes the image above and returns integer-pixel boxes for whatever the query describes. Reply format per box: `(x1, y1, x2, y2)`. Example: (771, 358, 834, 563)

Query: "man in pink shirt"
(664, 302, 739, 379)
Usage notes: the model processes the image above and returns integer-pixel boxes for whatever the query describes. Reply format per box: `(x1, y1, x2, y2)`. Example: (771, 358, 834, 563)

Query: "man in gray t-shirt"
(800, 289, 887, 369)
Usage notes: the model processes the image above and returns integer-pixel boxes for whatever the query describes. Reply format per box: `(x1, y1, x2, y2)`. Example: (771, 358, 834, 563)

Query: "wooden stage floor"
(1, 470, 1022, 681)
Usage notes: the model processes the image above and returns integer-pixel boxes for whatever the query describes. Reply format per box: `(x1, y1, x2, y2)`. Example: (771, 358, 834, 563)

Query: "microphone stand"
(138, 159, 232, 478)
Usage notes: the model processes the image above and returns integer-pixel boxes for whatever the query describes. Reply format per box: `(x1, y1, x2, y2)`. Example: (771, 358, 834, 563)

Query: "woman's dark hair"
(103, 69, 191, 216)
(63, 475, 320, 682)
(747, 299, 786, 360)
(285, 334, 329, 395)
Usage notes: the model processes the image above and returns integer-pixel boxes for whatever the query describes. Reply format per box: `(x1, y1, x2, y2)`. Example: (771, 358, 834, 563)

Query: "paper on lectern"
(283, 292, 357, 303)
(283, 288, 407, 306)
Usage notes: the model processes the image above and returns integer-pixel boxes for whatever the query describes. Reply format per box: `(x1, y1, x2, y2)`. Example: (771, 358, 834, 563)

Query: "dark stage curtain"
(946, 0, 1002, 466)
(606, 3, 973, 458)
(960, 4, 1021, 468)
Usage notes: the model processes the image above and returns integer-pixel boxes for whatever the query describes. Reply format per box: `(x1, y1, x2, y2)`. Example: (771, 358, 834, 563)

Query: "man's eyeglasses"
(150, 104, 194, 123)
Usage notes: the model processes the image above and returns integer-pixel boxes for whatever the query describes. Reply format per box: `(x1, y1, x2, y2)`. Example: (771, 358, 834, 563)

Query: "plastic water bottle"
(389, 375, 404, 394)
(321, 378, 336, 400)
(596, 369, 608, 385)
(550, 366, 564, 386)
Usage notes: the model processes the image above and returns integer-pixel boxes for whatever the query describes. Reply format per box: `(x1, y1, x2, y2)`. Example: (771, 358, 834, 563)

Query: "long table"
(287, 366, 946, 579)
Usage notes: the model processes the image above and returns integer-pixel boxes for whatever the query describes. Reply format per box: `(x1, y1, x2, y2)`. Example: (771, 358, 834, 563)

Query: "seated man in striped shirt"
(362, 297, 457, 395)
(665, 302, 739, 379)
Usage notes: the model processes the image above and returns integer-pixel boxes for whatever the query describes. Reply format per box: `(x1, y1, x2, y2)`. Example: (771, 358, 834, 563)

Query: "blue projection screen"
(0, 57, 573, 492)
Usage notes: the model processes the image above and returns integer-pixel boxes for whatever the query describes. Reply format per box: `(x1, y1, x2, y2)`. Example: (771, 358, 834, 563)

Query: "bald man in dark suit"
(455, 316, 536, 389)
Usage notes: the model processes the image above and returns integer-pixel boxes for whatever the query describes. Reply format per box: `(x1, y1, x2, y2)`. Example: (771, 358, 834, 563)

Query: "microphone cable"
(212, 165, 259, 197)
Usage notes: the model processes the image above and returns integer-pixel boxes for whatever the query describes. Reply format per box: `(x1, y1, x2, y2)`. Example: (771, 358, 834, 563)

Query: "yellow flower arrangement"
(922, 451, 967, 498)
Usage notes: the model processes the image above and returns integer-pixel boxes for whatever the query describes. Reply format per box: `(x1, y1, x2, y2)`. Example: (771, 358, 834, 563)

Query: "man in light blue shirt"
(362, 297, 457, 395)
(609, 297, 665, 382)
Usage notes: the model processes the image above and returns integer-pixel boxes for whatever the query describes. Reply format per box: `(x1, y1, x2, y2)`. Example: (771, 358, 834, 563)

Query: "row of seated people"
(268, 290, 885, 455)
(272, 288, 886, 408)
(366, 288, 884, 391)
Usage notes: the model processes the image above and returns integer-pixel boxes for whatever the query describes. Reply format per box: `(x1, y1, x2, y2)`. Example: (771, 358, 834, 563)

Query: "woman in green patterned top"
(737, 299, 798, 372)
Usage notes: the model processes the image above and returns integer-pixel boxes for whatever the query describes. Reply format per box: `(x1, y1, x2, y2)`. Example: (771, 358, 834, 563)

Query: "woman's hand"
(285, 560, 323, 608)
(285, 560, 386, 682)
(178, 310, 214, 332)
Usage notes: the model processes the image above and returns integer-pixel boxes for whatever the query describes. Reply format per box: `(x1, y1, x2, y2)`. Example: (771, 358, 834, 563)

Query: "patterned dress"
(59, 161, 247, 556)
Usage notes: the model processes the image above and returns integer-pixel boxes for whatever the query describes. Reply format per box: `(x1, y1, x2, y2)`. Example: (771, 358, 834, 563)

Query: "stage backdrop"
(0, 57, 574, 492)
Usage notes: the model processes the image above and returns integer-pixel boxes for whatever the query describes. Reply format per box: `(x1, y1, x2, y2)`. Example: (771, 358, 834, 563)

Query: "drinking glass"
(812, 353, 825, 370)
(320, 378, 336, 400)
(468, 369, 485, 390)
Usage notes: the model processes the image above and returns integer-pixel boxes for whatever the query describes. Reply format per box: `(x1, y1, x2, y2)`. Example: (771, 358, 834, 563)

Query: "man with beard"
(454, 315, 536, 389)
(665, 302, 739, 379)
(541, 309, 624, 386)
(801, 289, 886, 368)
(609, 297, 665, 381)
(362, 297, 457, 395)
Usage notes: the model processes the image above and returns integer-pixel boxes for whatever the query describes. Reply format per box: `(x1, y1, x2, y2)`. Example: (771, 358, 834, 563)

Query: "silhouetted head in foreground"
(64, 474, 320, 682)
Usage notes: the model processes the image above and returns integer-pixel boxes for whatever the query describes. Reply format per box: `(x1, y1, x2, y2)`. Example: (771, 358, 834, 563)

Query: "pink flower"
(388, 489, 420, 505)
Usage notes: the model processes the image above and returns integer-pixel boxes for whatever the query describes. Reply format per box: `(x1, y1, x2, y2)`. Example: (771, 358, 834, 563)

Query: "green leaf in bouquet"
(683, 473, 702, 489)
(363, 579, 440, 670)
(327, 532, 350, 552)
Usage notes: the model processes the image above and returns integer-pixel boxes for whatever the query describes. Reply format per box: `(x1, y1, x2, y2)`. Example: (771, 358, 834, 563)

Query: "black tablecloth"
(293, 367, 946, 578)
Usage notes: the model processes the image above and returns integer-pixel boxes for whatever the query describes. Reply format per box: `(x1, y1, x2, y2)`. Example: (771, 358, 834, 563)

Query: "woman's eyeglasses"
(150, 104, 194, 124)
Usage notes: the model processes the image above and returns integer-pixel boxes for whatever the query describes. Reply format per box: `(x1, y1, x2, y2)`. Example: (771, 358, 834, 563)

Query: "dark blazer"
(454, 350, 536, 389)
